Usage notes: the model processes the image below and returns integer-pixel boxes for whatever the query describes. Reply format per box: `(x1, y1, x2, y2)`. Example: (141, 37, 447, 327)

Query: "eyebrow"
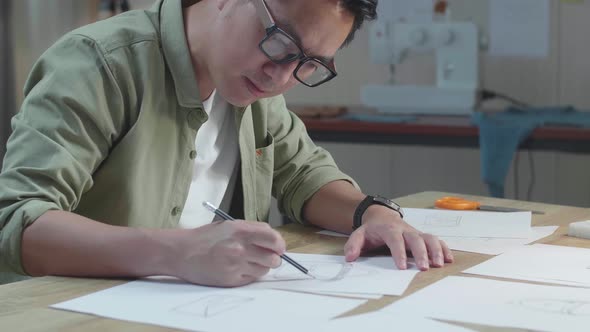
(279, 21, 334, 64)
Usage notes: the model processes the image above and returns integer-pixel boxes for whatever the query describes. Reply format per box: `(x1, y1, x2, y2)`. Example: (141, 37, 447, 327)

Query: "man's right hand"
(22, 211, 285, 288)
(170, 220, 286, 287)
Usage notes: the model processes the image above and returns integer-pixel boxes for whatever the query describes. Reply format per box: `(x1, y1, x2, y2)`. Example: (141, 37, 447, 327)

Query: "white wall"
(12, 0, 98, 107)
(12, 0, 590, 109)
(285, 0, 590, 109)
(12, 0, 156, 107)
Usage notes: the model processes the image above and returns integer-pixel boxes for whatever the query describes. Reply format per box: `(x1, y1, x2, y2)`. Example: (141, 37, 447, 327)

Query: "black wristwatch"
(353, 195, 404, 230)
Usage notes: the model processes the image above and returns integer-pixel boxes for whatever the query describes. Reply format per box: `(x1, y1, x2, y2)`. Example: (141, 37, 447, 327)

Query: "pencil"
(203, 201, 311, 277)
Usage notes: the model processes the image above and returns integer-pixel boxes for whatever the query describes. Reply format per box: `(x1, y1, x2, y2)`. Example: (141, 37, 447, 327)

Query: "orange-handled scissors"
(434, 196, 544, 214)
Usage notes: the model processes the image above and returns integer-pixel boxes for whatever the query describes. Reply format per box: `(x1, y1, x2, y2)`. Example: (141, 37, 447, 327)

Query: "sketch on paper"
(511, 298, 590, 316)
(442, 236, 495, 242)
(268, 262, 372, 281)
(423, 215, 462, 227)
(172, 294, 254, 317)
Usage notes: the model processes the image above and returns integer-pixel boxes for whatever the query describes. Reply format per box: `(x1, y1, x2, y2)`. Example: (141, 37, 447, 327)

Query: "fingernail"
(436, 255, 443, 266)
(400, 259, 407, 269)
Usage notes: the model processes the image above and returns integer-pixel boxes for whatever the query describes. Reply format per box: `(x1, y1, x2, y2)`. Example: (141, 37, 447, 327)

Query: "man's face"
(204, 0, 354, 107)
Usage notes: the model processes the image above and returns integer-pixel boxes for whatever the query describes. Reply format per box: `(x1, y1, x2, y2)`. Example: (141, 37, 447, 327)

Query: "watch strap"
(353, 195, 403, 230)
(353, 195, 376, 230)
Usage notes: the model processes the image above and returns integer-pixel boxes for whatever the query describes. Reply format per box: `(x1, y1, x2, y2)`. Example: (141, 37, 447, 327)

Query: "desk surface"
(295, 107, 590, 153)
(1, 191, 589, 331)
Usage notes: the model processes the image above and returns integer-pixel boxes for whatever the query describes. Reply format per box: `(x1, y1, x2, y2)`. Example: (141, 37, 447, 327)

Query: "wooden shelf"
(293, 107, 590, 153)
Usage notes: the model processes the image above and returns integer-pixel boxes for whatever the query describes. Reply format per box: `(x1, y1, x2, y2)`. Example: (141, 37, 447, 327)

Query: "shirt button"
(189, 150, 197, 160)
(171, 206, 182, 216)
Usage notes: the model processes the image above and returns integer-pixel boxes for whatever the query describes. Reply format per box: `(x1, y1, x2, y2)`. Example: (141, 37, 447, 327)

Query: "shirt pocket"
(254, 131, 274, 222)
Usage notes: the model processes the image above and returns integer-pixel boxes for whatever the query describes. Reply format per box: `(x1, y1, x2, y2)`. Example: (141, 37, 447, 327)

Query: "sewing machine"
(362, 21, 480, 115)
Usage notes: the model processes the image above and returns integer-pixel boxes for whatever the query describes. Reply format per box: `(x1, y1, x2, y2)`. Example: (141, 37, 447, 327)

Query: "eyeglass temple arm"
(252, 0, 275, 30)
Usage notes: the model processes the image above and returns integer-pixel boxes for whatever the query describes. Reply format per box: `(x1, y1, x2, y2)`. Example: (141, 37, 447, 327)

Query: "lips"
(244, 77, 268, 97)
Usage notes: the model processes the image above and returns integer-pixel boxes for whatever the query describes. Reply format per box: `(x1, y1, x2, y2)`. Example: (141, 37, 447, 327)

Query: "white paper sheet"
(440, 226, 558, 255)
(310, 290, 383, 300)
(317, 226, 557, 256)
(464, 243, 590, 287)
(51, 279, 365, 332)
(383, 276, 590, 332)
(489, 0, 550, 57)
(247, 253, 419, 296)
(282, 312, 475, 332)
(403, 208, 532, 238)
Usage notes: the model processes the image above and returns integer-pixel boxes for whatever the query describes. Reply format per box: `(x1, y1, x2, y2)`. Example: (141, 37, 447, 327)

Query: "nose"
(262, 60, 299, 87)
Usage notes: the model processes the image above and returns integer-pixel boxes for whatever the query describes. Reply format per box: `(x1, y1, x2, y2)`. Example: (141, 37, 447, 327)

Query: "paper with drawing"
(317, 226, 557, 256)
(439, 226, 558, 255)
(464, 243, 590, 287)
(383, 276, 590, 332)
(282, 311, 475, 332)
(247, 253, 419, 296)
(51, 279, 365, 332)
(402, 208, 531, 238)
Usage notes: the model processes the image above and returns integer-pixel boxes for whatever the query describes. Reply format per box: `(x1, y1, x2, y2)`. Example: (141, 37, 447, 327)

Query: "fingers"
(233, 262, 270, 287)
(245, 244, 282, 269)
(181, 221, 286, 287)
(416, 233, 453, 267)
(403, 232, 429, 271)
(440, 239, 454, 263)
(422, 233, 444, 267)
(343, 230, 364, 262)
(382, 230, 408, 270)
(404, 232, 453, 269)
(242, 262, 271, 280)
(209, 243, 275, 287)
(233, 221, 286, 255)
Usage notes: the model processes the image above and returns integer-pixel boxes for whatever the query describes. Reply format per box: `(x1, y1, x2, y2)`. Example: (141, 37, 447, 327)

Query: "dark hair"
(340, 0, 378, 47)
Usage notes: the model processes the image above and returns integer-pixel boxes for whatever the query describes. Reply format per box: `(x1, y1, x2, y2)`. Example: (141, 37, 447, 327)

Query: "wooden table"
(1, 191, 589, 331)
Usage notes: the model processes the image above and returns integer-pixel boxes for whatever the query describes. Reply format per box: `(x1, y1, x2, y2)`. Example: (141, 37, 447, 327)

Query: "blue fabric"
(340, 113, 417, 123)
(472, 106, 590, 197)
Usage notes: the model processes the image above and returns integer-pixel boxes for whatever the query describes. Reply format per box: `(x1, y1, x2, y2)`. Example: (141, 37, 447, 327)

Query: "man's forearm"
(22, 210, 178, 278)
(303, 180, 365, 234)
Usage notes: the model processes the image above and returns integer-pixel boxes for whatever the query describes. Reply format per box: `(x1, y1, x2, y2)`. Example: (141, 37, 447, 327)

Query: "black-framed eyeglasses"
(252, 0, 337, 87)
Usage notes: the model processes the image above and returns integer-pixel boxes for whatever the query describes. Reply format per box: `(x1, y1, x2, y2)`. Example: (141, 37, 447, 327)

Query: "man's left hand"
(343, 205, 454, 271)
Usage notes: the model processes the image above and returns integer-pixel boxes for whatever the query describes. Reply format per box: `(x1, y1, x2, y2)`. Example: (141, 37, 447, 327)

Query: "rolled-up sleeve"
(266, 96, 359, 224)
(0, 34, 125, 275)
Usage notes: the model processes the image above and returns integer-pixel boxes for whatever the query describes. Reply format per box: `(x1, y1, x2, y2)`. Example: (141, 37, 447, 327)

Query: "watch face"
(374, 196, 403, 217)
(374, 196, 397, 208)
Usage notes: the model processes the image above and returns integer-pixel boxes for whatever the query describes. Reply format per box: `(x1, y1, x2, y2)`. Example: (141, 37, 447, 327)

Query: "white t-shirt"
(178, 90, 239, 229)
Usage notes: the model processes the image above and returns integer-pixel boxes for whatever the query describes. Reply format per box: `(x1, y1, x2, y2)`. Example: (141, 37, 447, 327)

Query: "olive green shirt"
(0, 0, 356, 280)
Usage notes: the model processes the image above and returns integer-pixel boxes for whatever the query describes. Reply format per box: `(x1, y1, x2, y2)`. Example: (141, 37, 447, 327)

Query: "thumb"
(344, 229, 365, 262)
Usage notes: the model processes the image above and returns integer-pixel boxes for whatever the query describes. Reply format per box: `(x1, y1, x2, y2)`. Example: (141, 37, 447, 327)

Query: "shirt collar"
(160, 0, 202, 108)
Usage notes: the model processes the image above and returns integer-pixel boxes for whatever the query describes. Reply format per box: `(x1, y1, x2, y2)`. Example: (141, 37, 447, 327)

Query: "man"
(0, 0, 453, 286)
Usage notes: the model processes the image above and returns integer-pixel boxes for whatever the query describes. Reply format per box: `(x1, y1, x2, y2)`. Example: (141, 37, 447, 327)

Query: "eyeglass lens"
(260, 30, 333, 86)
